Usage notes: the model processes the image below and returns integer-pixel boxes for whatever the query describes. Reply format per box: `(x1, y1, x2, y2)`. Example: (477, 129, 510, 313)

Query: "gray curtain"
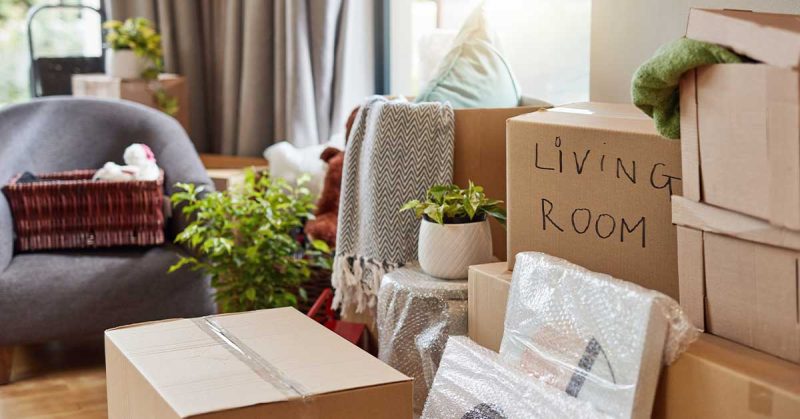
(106, 0, 375, 155)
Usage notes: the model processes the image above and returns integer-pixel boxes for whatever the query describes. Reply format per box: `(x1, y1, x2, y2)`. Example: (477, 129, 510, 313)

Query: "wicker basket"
(2, 169, 166, 251)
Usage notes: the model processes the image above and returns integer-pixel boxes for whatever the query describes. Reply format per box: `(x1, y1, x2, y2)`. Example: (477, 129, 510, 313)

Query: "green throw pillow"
(416, 5, 520, 109)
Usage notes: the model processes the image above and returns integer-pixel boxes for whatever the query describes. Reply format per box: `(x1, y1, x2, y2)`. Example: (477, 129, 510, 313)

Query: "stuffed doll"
(123, 143, 160, 180)
(303, 106, 359, 248)
(305, 147, 344, 247)
(93, 143, 160, 181)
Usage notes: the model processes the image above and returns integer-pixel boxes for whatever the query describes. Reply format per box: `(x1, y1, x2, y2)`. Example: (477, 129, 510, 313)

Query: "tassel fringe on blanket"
(332, 96, 455, 315)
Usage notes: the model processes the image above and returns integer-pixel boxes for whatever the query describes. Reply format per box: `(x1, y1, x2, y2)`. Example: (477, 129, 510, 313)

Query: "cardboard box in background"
(467, 262, 512, 352)
(673, 196, 800, 364)
(206, 166, 268, 191)
(680, 9, 800, 229)
(453, 105, 546, 261)
(653, 334, 800, 419)
(506, 103, 682, 298)
(72, 73, 191, 136)
(105, 308, 412, 419)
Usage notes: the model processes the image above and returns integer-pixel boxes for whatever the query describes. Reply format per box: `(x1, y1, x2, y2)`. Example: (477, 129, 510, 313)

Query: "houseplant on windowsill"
(103, 17, 178, 116)
(169, 170, 331, 313)
(400, 182, 506, 279)
(103, 18, 161, 79)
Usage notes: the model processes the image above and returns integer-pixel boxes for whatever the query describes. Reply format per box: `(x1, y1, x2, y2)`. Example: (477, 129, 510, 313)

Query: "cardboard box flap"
(106, 308, 409, 418)
(672, 195, 800, 252)
(510, 102, 659, 137)
(686, 8, 800, 68)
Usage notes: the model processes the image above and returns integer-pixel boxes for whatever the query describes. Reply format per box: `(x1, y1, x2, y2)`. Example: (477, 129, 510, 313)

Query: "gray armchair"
(0, 97, 216, 383)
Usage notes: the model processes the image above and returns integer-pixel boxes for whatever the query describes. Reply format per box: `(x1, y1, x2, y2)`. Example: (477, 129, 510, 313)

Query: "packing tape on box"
(192, 316, 310, 400)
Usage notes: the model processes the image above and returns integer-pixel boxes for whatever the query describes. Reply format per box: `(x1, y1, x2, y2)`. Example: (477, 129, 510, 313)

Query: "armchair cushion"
(0, 245, 215, 346)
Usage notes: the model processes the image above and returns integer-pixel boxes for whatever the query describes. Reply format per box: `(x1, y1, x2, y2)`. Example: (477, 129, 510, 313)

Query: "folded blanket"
(632, 37, 742, 139)
(332, 96, 455, 314)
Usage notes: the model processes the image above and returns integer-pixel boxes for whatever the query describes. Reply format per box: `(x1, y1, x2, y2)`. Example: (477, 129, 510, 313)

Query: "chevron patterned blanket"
(332, 96, 455, 314)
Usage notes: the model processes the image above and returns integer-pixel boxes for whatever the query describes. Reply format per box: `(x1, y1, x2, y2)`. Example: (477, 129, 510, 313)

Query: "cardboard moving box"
(653, 334, 800, 419)
(206, 167, 268, 191)
(674, 196, 800, 363)
(105, 308, 412, 418)
(467, 262, 512, 352)
(507, 102, 682, 298)
(72, 73, 190, 135)
(453, 105, 546, 260)
(680, 9, 800, 229)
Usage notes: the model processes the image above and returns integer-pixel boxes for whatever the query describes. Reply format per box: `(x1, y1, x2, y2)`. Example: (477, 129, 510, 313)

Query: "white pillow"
(262, 138, 344, 200)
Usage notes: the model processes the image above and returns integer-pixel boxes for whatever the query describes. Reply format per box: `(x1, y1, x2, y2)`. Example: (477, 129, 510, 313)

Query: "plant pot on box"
(418, 215, 493, 279)
(401, 182, 506, 280)
(105, 49, 149, 79)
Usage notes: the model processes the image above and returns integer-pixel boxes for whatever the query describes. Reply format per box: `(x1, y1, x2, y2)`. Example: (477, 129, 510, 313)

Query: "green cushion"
(415, 7, 520, 109)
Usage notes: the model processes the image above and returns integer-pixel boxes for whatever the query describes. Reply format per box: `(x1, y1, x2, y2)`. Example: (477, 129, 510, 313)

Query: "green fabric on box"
(415, 6, 520, 109)
(632, 37, 743, 139)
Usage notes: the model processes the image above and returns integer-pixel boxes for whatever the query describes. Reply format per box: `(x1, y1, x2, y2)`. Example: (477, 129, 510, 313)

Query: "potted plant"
(169, 170, 331, 312)
(103, 17, 178, 116)
(400, 182, 506, 279)
(103, 18, 162, 79)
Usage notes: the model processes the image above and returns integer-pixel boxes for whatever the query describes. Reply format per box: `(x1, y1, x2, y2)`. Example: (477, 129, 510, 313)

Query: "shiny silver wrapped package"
(376, 266, 468, 414)
(422, 336, 613, 419)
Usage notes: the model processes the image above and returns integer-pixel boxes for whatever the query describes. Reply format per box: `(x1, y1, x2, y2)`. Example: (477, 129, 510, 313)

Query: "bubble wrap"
(376, 266, 468, 414)
(422, 336, 613, 419)
(500, 252, 699, 419)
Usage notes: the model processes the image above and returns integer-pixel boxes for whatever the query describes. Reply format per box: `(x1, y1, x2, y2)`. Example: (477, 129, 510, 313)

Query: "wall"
(591, 0, 800, 103)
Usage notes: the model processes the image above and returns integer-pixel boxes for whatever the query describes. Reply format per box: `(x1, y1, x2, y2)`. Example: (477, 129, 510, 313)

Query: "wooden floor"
(0, 338, 107, 418)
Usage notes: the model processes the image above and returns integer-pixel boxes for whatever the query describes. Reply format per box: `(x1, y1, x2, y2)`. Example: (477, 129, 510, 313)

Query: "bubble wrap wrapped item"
(500, 252, 699, 419)
(422, 336, 613, 419)
(377, 267, 468, 414)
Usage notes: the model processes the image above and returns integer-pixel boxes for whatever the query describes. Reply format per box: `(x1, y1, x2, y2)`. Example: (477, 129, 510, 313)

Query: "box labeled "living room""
(506, 103, 682, 298)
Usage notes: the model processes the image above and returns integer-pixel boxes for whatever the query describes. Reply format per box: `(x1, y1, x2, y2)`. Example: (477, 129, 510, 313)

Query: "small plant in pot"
(169, 170, 331, 313)
(103, 17, 178, 115)
(400, 182, 506, 279)
(103, 18, 162, 80)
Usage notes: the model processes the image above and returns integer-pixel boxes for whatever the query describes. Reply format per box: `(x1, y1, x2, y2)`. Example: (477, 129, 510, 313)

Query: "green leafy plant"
(169, 170, 331, 313)
(104, 18, 163, 72)
(400, 181, 506, 225)
(103, 17, 178, 116)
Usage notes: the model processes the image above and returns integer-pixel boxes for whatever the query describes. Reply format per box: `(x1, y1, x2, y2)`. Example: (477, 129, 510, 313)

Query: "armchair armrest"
(0, 195, 13, 273)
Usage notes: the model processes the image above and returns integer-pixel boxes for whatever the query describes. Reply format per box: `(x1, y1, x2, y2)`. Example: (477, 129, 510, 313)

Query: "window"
(390, 0, 591, 105)
(0, 0, 102, 105)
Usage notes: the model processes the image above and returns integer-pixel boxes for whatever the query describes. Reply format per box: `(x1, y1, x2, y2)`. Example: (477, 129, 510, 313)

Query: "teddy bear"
(303, 106, 359, 248)
(304, 146, 344, 248)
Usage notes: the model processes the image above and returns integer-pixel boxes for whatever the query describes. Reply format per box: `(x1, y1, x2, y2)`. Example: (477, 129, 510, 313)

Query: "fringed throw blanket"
(332, 96, 455, 314)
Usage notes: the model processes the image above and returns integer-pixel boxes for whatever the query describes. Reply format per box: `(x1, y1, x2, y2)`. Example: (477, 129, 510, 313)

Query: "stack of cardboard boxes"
(469, 9, 800, 418)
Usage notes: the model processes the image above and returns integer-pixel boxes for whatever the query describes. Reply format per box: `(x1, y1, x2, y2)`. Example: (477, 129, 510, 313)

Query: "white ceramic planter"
(105, 49, 149, 79)
(418, 218, 493, 279)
